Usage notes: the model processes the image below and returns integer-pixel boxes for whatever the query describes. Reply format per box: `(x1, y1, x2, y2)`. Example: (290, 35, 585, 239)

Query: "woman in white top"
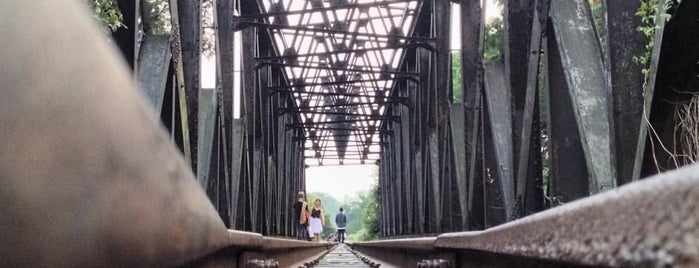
(308, 199, 325, 242)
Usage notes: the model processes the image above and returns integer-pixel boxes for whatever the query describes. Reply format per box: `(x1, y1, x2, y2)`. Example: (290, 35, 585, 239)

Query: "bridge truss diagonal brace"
(550, 0, 616, 193)
(136, 34, 172, 114)
(484, 65, 515, 222)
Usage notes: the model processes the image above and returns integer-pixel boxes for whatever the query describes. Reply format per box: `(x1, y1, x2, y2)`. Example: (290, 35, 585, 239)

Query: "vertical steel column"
(241, 22, 258, 232)
(392, 116, 404, 235)
(384, 133, 396, 237)
(505, 1, 536, 215)
(460, 0, 485, 230)
(416, 45, 430, 234)
(215, 0, 237, 227)
(378, 158, 388, 237)
(605, 0, 645, 185)
(258, 39, 271, 235)
(512, 0, 550, 218)
(402, 59, 416, 234)
(169, 0, 193, 168)
(431, 0, 451, 233)
(178, 0, 203, 173)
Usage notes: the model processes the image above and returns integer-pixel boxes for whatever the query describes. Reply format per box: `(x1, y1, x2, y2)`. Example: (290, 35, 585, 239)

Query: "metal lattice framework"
(244, 0, 422, 165)
(95, 0, 699, 241)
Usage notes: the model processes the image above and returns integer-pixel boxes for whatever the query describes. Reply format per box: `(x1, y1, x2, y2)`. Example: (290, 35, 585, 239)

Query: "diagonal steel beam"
(259, 62, 420, 76)
(281, 110, 389, 117)
(255, 43, 433, 61)
(237, 22, 434, 42)
(292, 101, 406, 109)
(265, 77, 417, 89)
(273, 89, 407, 100)
(551, 0, 615, 193)
(289, 118, 396, 127)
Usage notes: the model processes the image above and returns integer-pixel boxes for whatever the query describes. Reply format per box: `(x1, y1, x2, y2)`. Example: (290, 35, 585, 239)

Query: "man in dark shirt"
(293, 191, 309, 240)
(335, 207, 347, 243)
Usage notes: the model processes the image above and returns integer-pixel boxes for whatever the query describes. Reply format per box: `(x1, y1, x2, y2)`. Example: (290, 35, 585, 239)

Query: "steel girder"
(105, 0, 673, 240)
(376, 0, 657, 237)
(111, 0, 308, 236)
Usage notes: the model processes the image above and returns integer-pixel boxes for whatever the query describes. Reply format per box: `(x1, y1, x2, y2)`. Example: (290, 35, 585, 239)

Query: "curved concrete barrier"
(0, 1, 228, 266)
(436, 164, 699, 267)
(350, 164, 699, 267)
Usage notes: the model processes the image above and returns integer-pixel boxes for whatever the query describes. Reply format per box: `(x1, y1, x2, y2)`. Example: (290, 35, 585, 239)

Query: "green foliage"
(483, 18, 503, 64)
(589, 0, 606, 49)
(634, 0, 659, 75)
(340, 184, 380, 242)
(360, 184, 380, 241)
(634, 0, 680, 76)
(86, 0, 124, 32)
(202, 0, 216, 57)
(307, 186, 380, 242)
(141, 0, 172, 35)
(451, 51, 463, 103)
(343, 197, 365, 239)
(347, 186, 380, 241)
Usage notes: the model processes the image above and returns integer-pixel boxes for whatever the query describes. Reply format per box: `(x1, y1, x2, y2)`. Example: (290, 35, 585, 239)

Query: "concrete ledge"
(0, 1, 230, 267)
(435, 164, 699, 267)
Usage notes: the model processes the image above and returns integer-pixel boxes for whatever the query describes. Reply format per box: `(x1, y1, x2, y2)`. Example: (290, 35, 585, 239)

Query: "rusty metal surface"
(262, 237, 333, 250)
(0, 1, 229, 266)
(185, 233, 332, 267)
(436, 164, 699, 267)
(550, 0, 615, 193)
(226, 230, 265, 249)
(352, 237, 437, 251)
(350, 238, 454, 268)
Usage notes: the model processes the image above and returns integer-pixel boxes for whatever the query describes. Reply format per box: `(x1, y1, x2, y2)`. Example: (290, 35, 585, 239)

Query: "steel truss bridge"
(2, 0, 699, 267)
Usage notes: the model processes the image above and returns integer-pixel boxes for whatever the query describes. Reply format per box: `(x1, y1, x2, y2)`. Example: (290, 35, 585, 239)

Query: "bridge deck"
(316, 245, 371, 268)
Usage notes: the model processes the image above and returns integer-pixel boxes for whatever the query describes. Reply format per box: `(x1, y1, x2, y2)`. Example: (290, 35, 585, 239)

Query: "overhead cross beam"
(255, 43, 433, 61)
(259, 62, 421, 76)
(289, 118, 397, 127)
(273, 89, 406, 100)
(238, 0, 420, 19)
(237, 22, 434, 42)
(265, 77, 417, 89)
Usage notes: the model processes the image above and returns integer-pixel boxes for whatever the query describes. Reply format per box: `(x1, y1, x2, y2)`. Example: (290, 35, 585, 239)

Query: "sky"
(200, 2, 503, 200)
(305, 164, 378, 200)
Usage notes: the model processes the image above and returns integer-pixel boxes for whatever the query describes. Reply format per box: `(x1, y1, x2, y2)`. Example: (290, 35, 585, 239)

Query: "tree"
(341, 183, 380, 242)
(452, 51, 463, 103)
(343, 195, 366, 239)
(483, 17, 503, 64)
(86, 0, 124, 32)
(360, 184, 380, 240)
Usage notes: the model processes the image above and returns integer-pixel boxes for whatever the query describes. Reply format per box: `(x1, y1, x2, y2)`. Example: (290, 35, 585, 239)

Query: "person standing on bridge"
(335, 207, 347, 243)
(309, 199, 325, 242)
(293, 191, 310, 241)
